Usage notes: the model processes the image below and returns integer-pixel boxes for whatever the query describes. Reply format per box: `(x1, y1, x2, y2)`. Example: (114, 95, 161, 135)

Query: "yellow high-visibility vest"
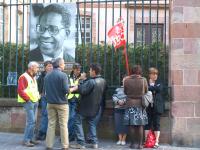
(67, 78, 80, 100)
(18, 72, 40, 103)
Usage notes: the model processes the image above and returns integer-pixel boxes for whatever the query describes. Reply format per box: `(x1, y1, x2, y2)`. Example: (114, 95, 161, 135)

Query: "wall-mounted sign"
(7, 72, 17, 86)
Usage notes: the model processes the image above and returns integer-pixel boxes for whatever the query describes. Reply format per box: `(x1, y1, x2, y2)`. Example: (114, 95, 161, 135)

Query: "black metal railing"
(0, 0, 169, 100)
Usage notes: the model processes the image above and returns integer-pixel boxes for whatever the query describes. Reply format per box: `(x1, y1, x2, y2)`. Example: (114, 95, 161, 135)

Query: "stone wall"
(0, 98, 171, 144)
(171, 0, 200, 147)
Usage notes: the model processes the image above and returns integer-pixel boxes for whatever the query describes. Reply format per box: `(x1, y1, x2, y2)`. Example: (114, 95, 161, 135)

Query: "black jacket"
(37, 71, 46, 94)
(148, 81, 164, 114)
(78, 75, 106, 117)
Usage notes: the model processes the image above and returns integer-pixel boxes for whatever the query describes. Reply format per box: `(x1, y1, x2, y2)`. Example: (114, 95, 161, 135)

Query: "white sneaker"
(116, 141, 121, 145)
(121, 141, 126, 145)
(92, 144, 98, 149)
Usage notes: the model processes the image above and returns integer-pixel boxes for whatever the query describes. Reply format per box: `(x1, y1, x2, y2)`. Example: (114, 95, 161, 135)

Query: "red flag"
(108, 18, 130, 75)
(108, 21, 126, 49)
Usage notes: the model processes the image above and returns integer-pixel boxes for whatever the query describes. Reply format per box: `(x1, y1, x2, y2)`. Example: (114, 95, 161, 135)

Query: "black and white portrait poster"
(29, 3, 76, 62)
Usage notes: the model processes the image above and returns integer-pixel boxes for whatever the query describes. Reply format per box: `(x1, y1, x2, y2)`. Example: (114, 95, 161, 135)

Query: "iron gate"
(0, 0, 169, 99)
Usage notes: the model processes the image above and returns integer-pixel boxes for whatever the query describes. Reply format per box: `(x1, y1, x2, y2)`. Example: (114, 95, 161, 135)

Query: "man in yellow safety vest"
(17, 61, 40, 147)
(68, 63, 81, 142)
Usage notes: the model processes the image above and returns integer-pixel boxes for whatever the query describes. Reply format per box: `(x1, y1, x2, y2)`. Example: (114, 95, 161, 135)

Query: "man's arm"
(62, 73, 69, 95)
(17, 75, 30, 102)
(78, 79, 95, 95)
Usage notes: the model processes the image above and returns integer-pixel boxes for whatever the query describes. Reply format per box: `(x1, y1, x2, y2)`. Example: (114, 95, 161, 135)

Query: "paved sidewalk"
(0, 132, 199, 150)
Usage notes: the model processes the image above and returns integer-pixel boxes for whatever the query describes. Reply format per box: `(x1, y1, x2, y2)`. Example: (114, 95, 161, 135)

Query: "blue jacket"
(44, 68, 69, 104)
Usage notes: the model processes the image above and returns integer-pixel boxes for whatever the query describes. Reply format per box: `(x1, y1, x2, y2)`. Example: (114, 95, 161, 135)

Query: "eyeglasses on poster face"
(36, 24, 66, 35)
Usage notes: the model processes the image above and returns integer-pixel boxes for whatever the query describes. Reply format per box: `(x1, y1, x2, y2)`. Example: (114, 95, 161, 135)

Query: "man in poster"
(29, 3, 76, 62)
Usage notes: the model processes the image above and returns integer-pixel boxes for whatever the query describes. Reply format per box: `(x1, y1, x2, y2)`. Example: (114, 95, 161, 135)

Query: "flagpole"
(123, 46, 130, 75)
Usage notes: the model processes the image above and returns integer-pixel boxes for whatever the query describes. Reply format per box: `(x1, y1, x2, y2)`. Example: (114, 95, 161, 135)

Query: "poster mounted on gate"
(29, 3, 76, 63)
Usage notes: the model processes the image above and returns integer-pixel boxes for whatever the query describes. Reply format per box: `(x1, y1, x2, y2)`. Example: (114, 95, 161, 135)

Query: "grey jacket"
(112, 87, 127, 109)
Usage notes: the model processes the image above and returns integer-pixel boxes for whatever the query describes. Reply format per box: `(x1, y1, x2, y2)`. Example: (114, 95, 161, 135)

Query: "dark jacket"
(78, 75, 106, 117)
(44, 68, 69, 104)
(37, 71, 46, 94)
(148, 81, 164, 114)
(124, 75, 148, 107)
(29, 47, 75, 62)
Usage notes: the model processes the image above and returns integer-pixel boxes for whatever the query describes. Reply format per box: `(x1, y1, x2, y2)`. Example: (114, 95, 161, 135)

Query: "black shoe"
(30, 140, 41, 145)
(36, 134, 46, 141)
(69, 137, 75, 142)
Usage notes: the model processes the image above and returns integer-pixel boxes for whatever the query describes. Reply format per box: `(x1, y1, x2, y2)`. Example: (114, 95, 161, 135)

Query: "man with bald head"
(17, 61, 40, 147)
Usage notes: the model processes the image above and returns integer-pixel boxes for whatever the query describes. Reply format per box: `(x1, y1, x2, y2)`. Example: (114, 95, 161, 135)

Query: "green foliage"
(0, 42, 168, 99)
(76, 42, 168, 85)
(0, 43, 29, 97)
(76, 42, 168, 99)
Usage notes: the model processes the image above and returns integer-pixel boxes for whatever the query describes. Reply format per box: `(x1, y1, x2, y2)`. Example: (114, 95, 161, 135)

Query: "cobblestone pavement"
(0, 132, 199, 150)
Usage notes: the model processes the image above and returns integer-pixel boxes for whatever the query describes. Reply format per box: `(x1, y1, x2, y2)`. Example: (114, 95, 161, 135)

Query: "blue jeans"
(23, 101, 38, 142)
(68, 97, 78, 140)
(74, 107, 102, 145)
(38, 96, 48, 136)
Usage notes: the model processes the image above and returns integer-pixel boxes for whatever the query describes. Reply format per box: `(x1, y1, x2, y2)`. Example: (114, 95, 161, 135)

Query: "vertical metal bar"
(118, 0, 122, 84)
(22, 0, 25, 73)
(16, 0, 18, 73)
(164, 0, 167, 85)
(141, 0, 144, 69)
(156, 0, 159, 68)
(133, 0, 136, 65)
(126, 0, 129, 75)
(97, 0, 100, 63)
(82, 0, 86, 71)
(29, 0, 32, 62)
(103, 0, 107, 78)
(76, 1, 79, 62)
(148, 0, 152, 68)
(90, 0, 93, 63)
(111, 0, 114, 85)
(8, 0, 12, 97)
(15, 0, 19, 96)
(1, 4, 5, 97)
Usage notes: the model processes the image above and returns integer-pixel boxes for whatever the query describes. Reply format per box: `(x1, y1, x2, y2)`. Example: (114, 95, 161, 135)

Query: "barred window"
(136, 24, 163, 45)
(75, 16, 91, 44)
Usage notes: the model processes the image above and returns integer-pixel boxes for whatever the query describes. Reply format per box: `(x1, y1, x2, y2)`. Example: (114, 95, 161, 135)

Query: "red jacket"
(17, 72, 35, 102)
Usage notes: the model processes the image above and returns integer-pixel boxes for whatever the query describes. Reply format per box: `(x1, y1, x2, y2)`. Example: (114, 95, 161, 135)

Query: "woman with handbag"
(112, 77, 128, 146)
(144, 67, 164, 148)
(123, 65, 148, 149)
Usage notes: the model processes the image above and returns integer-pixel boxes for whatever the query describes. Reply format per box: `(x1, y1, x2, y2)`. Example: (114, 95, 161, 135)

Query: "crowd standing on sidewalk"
(17, 58, 164, 149)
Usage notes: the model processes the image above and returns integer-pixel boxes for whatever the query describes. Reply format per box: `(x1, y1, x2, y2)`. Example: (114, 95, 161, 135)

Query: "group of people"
(17, 59, 164, 150)
(17, 58, 106, 150)
(112, 65, 164, 149)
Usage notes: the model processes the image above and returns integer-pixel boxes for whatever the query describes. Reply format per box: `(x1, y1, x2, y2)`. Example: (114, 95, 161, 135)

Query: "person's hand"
(149, 79, 155, 86)
(69, 86, 78, 93)
(80, 72, 87, 80)
(118, 100, 125, 106)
